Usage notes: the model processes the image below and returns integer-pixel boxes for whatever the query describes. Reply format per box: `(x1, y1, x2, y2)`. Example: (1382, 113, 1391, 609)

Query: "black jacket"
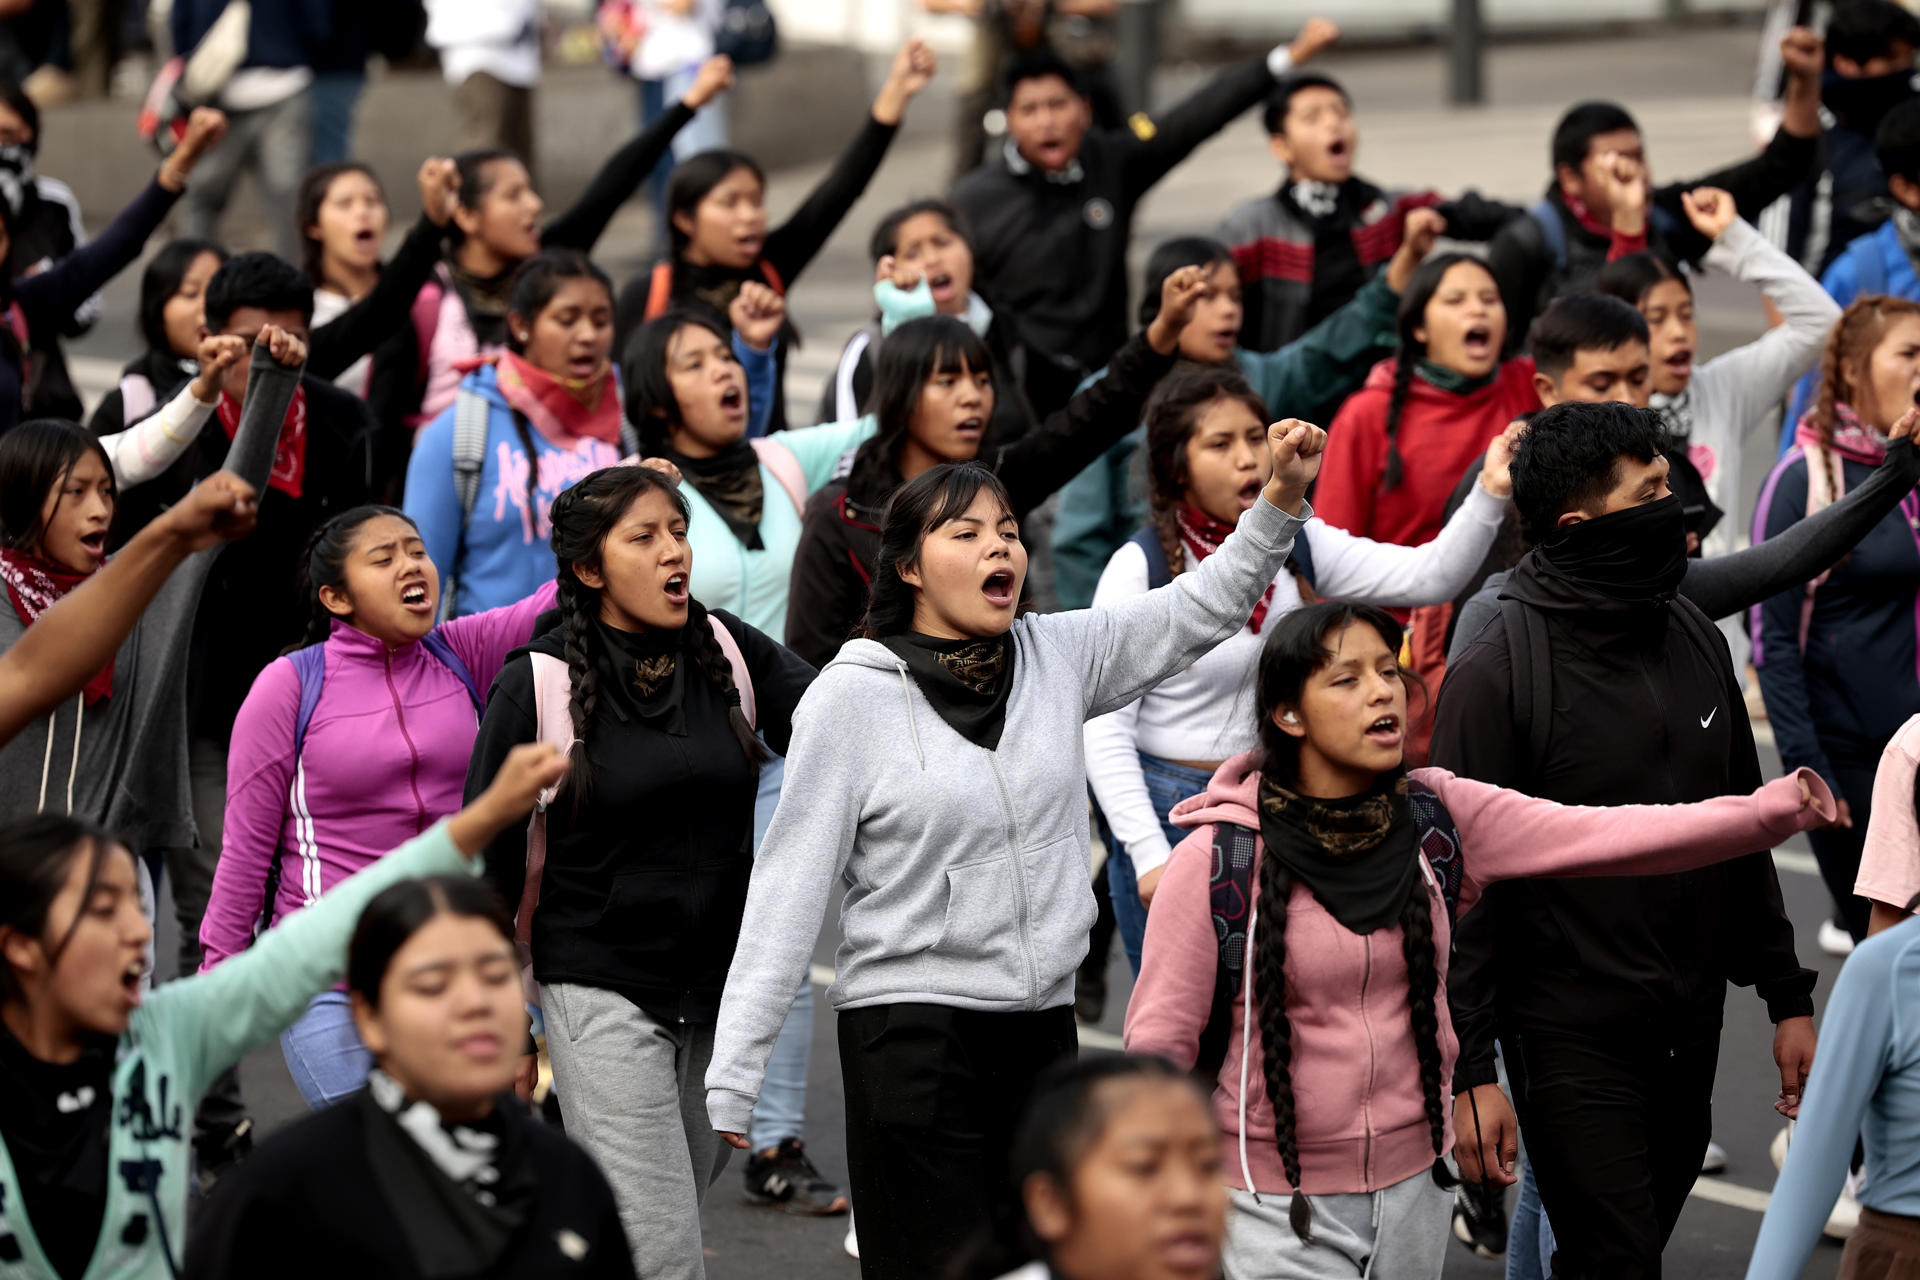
(467, 609, 815, 1025)
(951, 57, 1277, 379)
(782, 332, 1175, 668)
(1433, 550, 1816, 1088)
(113, 374, 377, 742)
(185, 1094, 636, 1280)
(1485, 124, 1819, 343)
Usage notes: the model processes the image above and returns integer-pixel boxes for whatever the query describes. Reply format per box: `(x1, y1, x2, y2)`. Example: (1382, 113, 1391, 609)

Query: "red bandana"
(495, 351, 622, 448)
(1177, 504, 1276, 634)
(1561, 189, 1648, 259)
(218, 383, 308, 498)
(0, 548, 110, 703)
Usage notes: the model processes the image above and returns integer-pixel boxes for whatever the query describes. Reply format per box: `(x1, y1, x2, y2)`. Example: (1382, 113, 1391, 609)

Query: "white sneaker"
(1771, 1123, 1791, 1172)
(1819, 919, 1856, 957)
(844, 1211, 859, 1260)
(1825, 1172, 1863, 1241)
(1700, 1140, 1728, 1174)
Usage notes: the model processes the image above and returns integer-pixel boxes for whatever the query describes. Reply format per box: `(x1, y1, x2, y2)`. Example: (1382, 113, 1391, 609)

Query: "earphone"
(1282, 712, 1298, 724)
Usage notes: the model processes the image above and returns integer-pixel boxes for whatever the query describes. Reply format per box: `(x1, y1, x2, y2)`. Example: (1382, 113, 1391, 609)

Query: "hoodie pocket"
(1022, 835, 1098, 991)
(935, 857, 1027, 1000)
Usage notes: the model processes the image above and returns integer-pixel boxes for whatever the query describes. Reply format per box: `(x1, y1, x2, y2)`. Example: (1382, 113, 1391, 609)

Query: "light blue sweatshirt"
(1746, 915, 1920, 1279)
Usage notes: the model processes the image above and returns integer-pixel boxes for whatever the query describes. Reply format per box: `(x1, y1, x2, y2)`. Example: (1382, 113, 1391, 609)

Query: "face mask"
(0, 143, 33, 188)
(1539, 492, 1687, 604)
(1822, 68, 1920, 130)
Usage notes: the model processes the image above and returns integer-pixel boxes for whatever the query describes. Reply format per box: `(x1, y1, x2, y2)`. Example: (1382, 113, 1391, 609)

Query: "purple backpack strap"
(288, 645, 328, 761)
(419, 629, 484, 713)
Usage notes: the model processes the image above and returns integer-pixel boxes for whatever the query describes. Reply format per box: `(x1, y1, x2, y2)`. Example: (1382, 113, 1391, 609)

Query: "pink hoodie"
(1123, 752, 1835, 1198)
(199, 582, 557, 970)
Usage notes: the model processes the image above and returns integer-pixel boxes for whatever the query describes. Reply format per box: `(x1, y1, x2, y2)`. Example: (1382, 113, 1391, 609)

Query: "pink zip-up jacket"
(199, 582, 557, 970)
(1124, 752, 1835, 1198)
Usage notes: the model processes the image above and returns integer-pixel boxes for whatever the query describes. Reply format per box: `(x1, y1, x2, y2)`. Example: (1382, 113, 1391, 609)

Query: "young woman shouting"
(1123, 602, 1832, 1279)
(708, 410, 1326, 1280)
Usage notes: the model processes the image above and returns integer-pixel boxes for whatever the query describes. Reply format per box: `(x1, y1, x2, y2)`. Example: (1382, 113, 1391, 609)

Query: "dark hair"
(665, 150, 766, 259)
(844, 314, 995, 500)
(1138, 236, 1235, 330)
(1877, 97, 1920, 185)
(1508, 400, 1667, 539)
(296, 162, 386, 287)
(869, 198, 973, 265)
(499, 249, 617, 512)
(1262, 72, 1349, 136)
(289, 504, 418, 651)
(547, 466, 768, 808)
(1142, 364, 1272, 585)
(1808, 293, 1920, 499)
(1527, 292, 1649, 380)
(0, 79, 39, 154)
(1003, 46, 1084, 100)
(623, 306, 734, 457)
(1594, 250, 1690, 311)
(203, 251, 315, 334)
(858, 462, 1017, 640)
(136, 239, 229, 358)
(0, 419, 115, 553)
(1830, 0, 1920, 67)
(1251, 603, 1454, 1241)
(1379, 253, 1499, 493)
(0, 813, 120, 1004)
(446, 148, 526, 248)
(1550, 101, 1640, 174)
(347, 876, 515, 1008)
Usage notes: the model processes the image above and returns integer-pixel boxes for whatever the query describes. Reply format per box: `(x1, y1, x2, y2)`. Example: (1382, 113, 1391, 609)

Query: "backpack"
(714, 0, 778, 66)
(1526, 197, 1679, 274)
(640, 258, 785, 324)
(1128, 524, 1316, 595)
(1191, 779, 1465, 1081)
(513, 615, 756, 967)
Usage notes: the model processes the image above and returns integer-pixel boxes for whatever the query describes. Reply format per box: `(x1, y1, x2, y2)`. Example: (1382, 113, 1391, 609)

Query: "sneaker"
(1826, 1171, 1863, 1241)
(743, 1138, 850, 1216)
(845, 1211, 859, 1260)
(1701, 1140, 1728, 1175)
(1451, 1181, 1507, 1260)
(1772, 1123, 1792, 1172)
(1819, 919, 1856, 957)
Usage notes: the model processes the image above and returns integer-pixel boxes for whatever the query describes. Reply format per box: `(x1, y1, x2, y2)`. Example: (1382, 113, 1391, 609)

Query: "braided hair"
(286, 504, 418, 653)
(1381, 253, 1500, 494)
(547, 466, 768, 809)
(1808, 294, 1920, 505)
(1249, 602, 1454, 1241)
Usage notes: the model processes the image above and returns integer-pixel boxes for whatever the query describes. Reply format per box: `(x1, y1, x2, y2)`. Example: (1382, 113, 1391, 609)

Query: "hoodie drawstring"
(35, 709, 53, 811)
(65, 697, 82, 814)
(1360, 1189, 1384, 1280)
(36, 698, 85, 814)
(894, 663, 925, 769)
(1238, 893, 1261, 1205)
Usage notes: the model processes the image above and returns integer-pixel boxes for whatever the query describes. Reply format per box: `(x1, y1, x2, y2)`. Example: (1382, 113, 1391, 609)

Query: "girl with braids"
(1315, 253, 1538, 552)
(1754, 294, 1920, 945)
(465, 464, 815, 1280)
(1124, 601, 1835, 1279)
(708, 413, 1323, 1280)
(1083, 364, 1515, 972)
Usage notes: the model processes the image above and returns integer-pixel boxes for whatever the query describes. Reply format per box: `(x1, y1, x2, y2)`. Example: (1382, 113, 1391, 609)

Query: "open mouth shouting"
(1664, 348, 1694, 380)
(400, 580, 431, 614)
(1236, 478, 1262, 510)
(1365, 713, 1403, 748)
(78, 531, 107, 564)
(663, 572, 689, 608)
(718, 383, 746, 420)
(981, 568, 1017, 609)
(567, 352, 604, 380)
(927, 269, 957, 304)
(1460, 324, 1495, 364)
(121, 957, 146, 1007)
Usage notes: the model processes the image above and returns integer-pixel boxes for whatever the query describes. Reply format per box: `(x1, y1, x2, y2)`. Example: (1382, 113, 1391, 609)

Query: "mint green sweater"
(0, 821, 473, 1279)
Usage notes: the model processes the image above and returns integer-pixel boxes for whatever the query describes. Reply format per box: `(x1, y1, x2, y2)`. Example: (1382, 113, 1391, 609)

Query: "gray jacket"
(706, 495, 1306, 1133)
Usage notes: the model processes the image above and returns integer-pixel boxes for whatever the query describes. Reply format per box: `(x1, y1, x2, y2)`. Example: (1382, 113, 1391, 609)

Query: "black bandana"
(672, 440, 765, 549)
(359, 1070, 536, 1278)
(1537, 493, 1688, 605)
(1257, 773, 1422, 935)
(596, 619, 687, 733)
(881, 632, 1015, 750)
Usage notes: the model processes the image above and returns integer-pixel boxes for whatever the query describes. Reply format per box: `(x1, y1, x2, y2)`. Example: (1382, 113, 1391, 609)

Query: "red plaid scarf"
(1177, 504, 1276, 634)
(0, 548, 110, 702)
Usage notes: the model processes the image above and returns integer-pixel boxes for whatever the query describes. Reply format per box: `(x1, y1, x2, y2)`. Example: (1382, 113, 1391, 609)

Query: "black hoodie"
(1433, 549, 1815, 1087)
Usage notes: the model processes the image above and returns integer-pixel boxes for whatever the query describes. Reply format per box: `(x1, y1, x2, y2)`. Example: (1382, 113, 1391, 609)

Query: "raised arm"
(1082, 541, 1174, 893)
(96, 338, 231, 488)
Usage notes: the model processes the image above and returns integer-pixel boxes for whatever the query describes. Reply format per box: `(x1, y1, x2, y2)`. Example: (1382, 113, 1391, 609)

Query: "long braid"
(1252, 855, 1313, 1241)
(509, 409, 541, 525)
(1397, 875, 1459, 1191)
(1380, 353, 1417, 494)
(554, 569, 600, 814)
(683, 599, 773, 768)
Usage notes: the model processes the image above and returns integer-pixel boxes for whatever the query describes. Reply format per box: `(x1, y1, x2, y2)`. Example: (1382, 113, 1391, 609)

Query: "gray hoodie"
(706, 495, 1307, 1133)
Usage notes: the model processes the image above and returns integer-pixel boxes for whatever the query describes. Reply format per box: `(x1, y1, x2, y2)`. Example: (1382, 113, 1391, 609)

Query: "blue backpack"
(1128, 524, 1317, 594)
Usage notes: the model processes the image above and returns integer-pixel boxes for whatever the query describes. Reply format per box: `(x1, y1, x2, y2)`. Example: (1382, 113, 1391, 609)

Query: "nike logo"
(1700, 708, 1717, 729)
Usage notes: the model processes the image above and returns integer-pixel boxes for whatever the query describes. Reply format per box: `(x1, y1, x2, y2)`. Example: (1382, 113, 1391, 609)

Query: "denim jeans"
(637, 63, 732, 247)
(307, 69, 367, 166)
(1105, 753, 1214, 975)
(1506, 1157, 1556, 1280)
(280, 990, 373, 1108)
(747, 753, 813, 1152)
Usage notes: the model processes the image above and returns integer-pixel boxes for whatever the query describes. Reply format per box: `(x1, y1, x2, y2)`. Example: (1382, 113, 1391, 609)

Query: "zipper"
(986, 754, 1039, 1002)
(384, 651, 429, 834)
(1360, 934, 1375, 1184)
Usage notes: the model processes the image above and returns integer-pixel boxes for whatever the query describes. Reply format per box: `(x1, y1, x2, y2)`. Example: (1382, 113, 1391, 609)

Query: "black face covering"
(1823, 69, 1919, 131)
(1538, 492, 1688, 604)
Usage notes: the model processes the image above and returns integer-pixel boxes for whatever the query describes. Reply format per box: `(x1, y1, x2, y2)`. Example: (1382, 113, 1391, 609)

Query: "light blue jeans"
(638, 62, 732, 247)
(307, 69, 366, 166)
(748, 753, 813, 1152)
(281, 990, 373, 1108)
(1506, 1158, 1556, 1280)
(1104, 753, 1214, 975)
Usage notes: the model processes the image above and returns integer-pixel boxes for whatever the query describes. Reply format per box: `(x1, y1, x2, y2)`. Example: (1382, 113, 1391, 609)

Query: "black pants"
(839, 1002, 1078, 1280)
(1806, 756, 1878, 940)
(1505, 1026, 1719, 1280)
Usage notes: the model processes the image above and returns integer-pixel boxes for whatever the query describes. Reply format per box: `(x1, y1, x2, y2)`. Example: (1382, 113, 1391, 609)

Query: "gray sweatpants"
(1223, 1171, 1452, 1280)
(541, 982, 730, 1280)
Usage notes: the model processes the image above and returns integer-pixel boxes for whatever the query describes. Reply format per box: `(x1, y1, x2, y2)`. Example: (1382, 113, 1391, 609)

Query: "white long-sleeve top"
(101, 379, 216, 489)
(425, 0, 542, 89)
(1667, 217, 1840, 559)
(1083, 479, 1509, 878)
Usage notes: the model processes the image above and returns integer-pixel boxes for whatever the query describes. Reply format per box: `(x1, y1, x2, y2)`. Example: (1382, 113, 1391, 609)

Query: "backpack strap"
(1406, 778, 1464, 930)
(287, 645, 329, 763)
(441, 385, 493, 622)
(644, 261, 675, 322)
(1193, 819, 1258, 1084)
(418, 630, 484, 714)
(411, 275, 446, 390)
(119, 373, 156, 425)
(1528, 198, 1568, 274)
(1129, 526, 1173, 590)
(750, 437, 807, 517)
(1288, 531, 1316, 595)
(517, 653, 578, 945)
(705, 612, 757, 730)
(619, 417, 640, 458)
(1498, 596, 1553, 784)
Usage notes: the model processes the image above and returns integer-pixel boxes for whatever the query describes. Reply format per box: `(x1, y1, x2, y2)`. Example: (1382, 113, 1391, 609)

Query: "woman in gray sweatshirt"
(707, 416, 1324, 1280)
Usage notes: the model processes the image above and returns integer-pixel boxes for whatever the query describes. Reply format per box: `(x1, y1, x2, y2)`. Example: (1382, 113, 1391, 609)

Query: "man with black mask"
(1433, 402, 1818, 1280)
